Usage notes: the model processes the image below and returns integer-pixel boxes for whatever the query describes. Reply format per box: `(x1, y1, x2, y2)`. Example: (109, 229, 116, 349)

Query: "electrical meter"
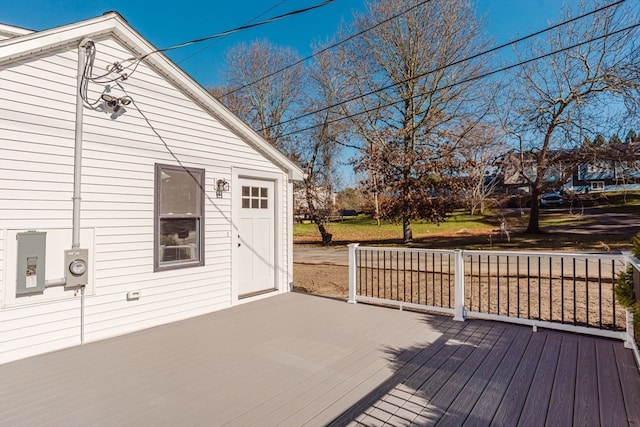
(64, 249, 89, 288)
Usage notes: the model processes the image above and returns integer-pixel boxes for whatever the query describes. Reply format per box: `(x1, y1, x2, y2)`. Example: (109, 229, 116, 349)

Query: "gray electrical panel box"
(64, 248, 89, 288)
(16, 231, 46, 296)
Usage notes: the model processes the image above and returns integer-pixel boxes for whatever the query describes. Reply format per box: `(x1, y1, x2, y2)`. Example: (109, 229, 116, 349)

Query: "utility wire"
(143, 0, 335, 60)
(222, 0, 433, 96)
(261, 0, 627, 132)
(176, 0, 289, 65)
(279, 21, 640, 140)
(97, 0, 335, 84)
(121, 86, 222, 209)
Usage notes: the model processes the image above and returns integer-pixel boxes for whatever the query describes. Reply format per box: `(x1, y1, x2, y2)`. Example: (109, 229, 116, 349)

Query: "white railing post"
(625, 310, 635, 349)
(453, 249, 466, 321)
(348, 243, 359, 304)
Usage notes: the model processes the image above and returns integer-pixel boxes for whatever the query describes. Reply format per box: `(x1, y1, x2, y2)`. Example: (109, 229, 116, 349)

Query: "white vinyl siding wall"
(0, 36, 291, 363)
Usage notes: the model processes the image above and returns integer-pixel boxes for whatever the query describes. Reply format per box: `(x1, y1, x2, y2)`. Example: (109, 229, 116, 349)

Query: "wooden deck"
(1, 292, 639, 426)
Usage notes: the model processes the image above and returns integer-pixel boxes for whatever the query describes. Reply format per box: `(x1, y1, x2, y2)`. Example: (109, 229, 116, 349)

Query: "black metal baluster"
(497, 255, 501, 316)
(432, 253, 436, 306)
(448, 253, 452, 308)
(487, 255, 491, 314)
(538, 257, 541, 320)
(527, 256, 531, 319)
(573, 257, 577, 326)
(561, 258, 565, 323)
(598, 259, 602, 328)
(507, 256, 510, 317)
(585, 259, 589, 327)
(358, 249, 362, 296)
(612, 259, 616, 330)
(549, 257, 552, 322)
(439, 253, 444, 307)
(517, 255, 521, 318)
(410, 251, 414, 304)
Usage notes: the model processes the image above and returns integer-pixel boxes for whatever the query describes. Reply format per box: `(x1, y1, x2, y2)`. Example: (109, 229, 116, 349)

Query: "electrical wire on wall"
(79, 41, 135, 121)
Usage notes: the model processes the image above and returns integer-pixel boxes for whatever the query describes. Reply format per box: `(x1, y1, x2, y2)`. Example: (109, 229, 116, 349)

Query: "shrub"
(614, 232, 640, 343)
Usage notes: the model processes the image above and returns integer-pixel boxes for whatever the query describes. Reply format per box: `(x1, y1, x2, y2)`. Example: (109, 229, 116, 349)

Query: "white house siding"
(0, 34, 293, 363)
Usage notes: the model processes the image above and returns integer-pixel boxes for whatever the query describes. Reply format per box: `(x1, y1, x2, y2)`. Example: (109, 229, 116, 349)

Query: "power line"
(120, 86, 222, 210)
(222, 0, 433, 97)
(279, 21, 640, 140)
(261, 0, 627, 133)
(144, 0, 335, 59)
(99, 0, 336, 84)
(176, 0, 289, 65)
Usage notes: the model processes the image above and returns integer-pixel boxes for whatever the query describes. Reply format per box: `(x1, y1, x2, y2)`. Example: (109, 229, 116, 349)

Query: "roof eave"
(0, 12, 304, 182)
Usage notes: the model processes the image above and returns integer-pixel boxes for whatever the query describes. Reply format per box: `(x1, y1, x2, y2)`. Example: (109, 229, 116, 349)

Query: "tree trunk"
(525, 188, 541, 233)
(316, 221, 333, 244)
(403, 217, 413, 243)
(304, 179, 333, 244)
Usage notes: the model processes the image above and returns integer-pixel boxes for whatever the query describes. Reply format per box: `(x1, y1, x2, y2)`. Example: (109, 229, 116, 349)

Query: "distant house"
(293, 185, 336, 221)
(564, 141, 640, 193)
(499, 151, 566, 194)
(0, 14, 303, 363)
(499, 142, 640, 195)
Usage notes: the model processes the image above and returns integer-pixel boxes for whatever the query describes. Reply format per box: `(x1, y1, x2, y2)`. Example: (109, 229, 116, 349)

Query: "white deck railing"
(348, 244, 637, 351)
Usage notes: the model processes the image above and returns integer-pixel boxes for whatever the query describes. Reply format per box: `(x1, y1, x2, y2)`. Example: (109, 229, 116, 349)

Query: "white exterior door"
(237, 178, 275, 296)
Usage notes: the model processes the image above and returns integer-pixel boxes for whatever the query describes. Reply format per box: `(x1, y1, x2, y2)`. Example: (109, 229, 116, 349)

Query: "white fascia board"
(0, 12, 304, 182)
(0, 23, 34, 38)
(0, 15, 118, 62)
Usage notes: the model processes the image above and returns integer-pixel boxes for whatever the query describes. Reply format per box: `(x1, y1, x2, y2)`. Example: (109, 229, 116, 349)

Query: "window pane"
(251, 199, 259, 209)
(251, 187, 259, 197)
(160, 168, 201, 215)
(242, 198, 250, 208)
(242, 186, 250, 197)
(155, 164, 204, 271)
(260, 199, 268, 209)
(260, 187, 268, 198)
(159, 218, 198, 262)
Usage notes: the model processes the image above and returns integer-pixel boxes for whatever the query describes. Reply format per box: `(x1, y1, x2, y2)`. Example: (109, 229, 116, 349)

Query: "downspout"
(75, 38, 92, 344)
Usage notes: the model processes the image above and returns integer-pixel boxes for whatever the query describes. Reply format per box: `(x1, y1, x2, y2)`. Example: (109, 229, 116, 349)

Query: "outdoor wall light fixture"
(100, 94, 132, 119)
(216, 179, 229, 198)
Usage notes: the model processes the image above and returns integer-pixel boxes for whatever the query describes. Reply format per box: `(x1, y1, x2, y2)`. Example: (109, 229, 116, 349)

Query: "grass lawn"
(294, 195, 640, 252)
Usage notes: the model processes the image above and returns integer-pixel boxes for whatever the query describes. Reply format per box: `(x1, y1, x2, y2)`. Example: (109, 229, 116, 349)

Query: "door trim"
(231, 168, 284, 305)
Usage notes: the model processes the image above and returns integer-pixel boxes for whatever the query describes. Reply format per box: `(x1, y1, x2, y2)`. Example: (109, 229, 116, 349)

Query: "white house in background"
(0, 13, 303, 364)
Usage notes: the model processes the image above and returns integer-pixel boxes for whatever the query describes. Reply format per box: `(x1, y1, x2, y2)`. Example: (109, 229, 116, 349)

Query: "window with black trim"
(155, 164, 204, 271)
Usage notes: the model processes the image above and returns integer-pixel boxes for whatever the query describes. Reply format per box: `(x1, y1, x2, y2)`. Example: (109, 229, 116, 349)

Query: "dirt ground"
(293, 263, 349, 300)
(292, 253, 627, 330)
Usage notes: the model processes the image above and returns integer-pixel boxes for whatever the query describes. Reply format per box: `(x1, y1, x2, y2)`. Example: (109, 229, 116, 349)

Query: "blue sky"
(2, 0, 571, 88)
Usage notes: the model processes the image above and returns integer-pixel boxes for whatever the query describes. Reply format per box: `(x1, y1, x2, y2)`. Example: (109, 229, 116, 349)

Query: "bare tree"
(338, 0, 491, 242)
(213, 39, 304, 153)
(499, 0, 640, 233)
(292, 44, 351, 244)
(457, 122, 505, 215)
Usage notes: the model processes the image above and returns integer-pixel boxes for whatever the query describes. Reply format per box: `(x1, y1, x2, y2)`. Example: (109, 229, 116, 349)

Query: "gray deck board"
(0, 292, 638, 427)
(517, 333, 562, 426)
(596, 340, 628, 427)
(491, 332, 547, 427)
(615, 343, 640, 424)
(574, 339, 600, 426)
(546, 336, 578, 426)
(417, 325, 505, 424)
(462, 327, 532, 427)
